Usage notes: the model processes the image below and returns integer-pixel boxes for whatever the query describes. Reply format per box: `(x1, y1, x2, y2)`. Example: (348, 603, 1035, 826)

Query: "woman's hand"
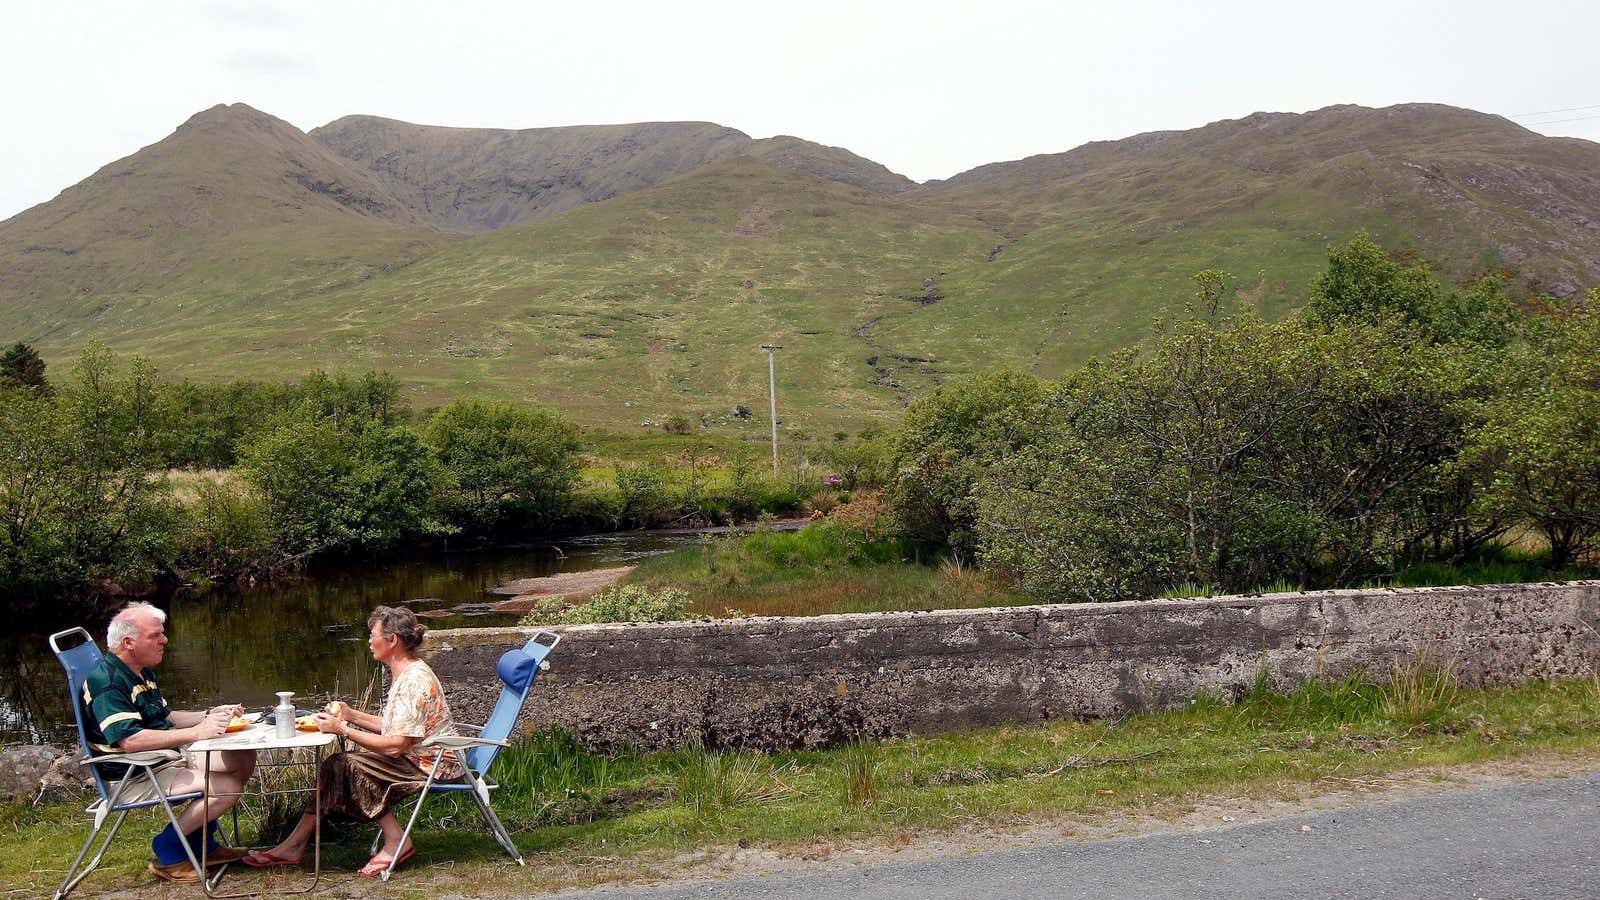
(324, 700, 348, 720)
(314, 713, 345, 735)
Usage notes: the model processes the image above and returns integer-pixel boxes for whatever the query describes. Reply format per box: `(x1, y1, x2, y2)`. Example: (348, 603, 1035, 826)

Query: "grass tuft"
(1382, 652, 1460, 724)
(840, 741, 880, 807)
(672, 745, 801, 823)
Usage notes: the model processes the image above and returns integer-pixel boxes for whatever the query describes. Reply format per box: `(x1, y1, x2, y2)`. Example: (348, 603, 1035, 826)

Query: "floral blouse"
(381, 660, 461, 779)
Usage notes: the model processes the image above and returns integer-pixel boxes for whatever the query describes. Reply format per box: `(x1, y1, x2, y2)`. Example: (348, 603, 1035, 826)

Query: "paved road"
(549, 772, 1600, 899)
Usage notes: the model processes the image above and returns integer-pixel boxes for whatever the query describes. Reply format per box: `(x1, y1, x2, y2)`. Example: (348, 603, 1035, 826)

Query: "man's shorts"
(101, 751, 197, 805)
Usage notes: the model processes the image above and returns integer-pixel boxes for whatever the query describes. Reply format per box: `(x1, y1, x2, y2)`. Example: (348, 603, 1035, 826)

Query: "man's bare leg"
(170, 750, 254, 835)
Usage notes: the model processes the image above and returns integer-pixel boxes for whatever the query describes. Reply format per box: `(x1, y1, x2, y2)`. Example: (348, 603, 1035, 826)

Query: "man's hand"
(194, 709, 230, 740)
(208, 703, 243, 718)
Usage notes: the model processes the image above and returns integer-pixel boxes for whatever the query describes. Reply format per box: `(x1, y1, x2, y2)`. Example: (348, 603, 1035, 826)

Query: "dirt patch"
(489, 565, 636, 613)
(733, 201, 778, 239)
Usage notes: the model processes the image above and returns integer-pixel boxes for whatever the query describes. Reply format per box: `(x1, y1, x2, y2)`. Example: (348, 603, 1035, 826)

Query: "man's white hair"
(107, 602, 166, 647)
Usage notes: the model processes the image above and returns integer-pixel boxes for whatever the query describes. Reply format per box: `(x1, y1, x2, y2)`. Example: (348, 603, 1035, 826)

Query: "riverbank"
(7, 675, 1599, 896)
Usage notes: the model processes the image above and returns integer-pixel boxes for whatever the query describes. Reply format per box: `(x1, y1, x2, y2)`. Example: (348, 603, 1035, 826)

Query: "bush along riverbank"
(5, 235, 1598, 615)
(887, 238, 1600, 603)
(0, 348, 828, 610)
(6, 668, 1600, 895)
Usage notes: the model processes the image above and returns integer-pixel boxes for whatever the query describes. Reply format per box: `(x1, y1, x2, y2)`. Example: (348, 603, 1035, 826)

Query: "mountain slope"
(110, 157, 998, 428)
(310, 116, 915, 232)
(0, 102, 1596, 432)
(0, 103, 450, 342)
(920, 103, 1600, 298)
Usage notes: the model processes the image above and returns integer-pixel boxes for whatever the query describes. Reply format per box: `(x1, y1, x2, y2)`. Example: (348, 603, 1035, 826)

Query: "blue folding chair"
(375, 629, 560, 881)
(48, 627, 212, 899)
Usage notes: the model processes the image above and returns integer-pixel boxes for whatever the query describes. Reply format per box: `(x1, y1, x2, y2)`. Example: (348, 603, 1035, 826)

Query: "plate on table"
(224, 712, 261, 733)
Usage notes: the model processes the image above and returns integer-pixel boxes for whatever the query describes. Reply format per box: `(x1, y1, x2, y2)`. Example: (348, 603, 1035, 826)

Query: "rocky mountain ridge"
(309, 115, 915, 232)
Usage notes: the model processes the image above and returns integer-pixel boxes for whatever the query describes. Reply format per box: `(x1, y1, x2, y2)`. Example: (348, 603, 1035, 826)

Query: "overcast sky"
(4, 0, 1598, 222)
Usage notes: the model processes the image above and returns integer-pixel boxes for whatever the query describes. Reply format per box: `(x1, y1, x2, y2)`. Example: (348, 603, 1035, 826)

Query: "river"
(0, 528, 730, 747)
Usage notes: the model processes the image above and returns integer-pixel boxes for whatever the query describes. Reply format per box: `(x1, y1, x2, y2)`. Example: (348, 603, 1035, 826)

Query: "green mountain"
(1, 102, 1596, 434)
(0, 104, 449, 343)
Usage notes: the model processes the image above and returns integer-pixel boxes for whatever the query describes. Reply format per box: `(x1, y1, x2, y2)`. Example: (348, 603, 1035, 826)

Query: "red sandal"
(357, 845, 414, 878)
(241, 850, 303, 868)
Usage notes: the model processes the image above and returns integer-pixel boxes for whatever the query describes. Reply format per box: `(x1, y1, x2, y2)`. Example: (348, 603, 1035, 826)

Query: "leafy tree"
(0, 342, 47, 392)
(888, 368, 1047, 553)
(1303, 232, 1440, 328)
(295, 370, 404, 429)
(974, 308, 1477, 602)
(423, 400, 581, 529)
(239, 417, 445, 555)
(0, 344, 178, 600)
(1430, 275, 1523, 347)
(154, 378, 300, 468)
(614, 464, 671, 528)
(1462, 307, 1600, 567)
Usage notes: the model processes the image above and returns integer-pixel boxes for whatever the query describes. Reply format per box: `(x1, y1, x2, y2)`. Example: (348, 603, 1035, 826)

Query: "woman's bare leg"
(373, 812, 412, 858)
(251, 814, 316, 861)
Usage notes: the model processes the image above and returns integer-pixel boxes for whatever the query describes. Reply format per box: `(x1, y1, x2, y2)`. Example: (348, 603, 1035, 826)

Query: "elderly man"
(80, 602, 257, 884)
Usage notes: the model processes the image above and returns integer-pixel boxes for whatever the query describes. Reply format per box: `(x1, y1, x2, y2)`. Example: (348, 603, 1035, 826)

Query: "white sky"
(4, 0, 1598, 221)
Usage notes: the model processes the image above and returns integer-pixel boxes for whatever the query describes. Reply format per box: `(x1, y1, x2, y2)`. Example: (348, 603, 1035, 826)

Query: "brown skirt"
(304, 750, 431, 822)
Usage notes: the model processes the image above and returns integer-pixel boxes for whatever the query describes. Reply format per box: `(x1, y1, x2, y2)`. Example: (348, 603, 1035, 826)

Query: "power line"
(1520, 113, 1600, 127)
(1512, 103, 1600, 118)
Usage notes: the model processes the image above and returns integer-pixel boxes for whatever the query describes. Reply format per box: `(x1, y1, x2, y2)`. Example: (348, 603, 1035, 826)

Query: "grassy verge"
(10, 674, 1600, 896)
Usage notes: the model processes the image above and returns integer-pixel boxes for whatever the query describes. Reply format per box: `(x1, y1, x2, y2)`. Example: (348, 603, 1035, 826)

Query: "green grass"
(629, 522, 1027, 617)
(1376, 544, 1598, 588)
(643, 526, 1597, 619)
(9, 674, 1600, 896)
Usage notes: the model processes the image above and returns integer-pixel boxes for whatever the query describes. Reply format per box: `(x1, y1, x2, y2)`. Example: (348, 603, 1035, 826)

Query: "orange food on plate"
(295, 715, 319, 732)
(225, 717, 250, 733)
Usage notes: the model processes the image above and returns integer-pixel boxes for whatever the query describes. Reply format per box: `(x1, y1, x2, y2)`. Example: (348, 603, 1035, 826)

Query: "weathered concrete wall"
(425, 582, 1600, 751)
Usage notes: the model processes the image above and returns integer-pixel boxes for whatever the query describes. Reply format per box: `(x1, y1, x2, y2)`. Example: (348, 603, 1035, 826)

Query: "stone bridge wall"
(424, 582, 1600, 751)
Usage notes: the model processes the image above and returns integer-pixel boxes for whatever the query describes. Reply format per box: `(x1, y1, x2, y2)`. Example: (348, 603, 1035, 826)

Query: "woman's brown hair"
(367, 605, 427, 653)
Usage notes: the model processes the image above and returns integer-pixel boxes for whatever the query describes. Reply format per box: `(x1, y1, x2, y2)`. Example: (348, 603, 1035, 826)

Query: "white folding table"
(190, 725, 338, 897)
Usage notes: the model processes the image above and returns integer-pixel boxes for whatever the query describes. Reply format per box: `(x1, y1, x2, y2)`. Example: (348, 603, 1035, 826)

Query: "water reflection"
(2, 528, 718, 746)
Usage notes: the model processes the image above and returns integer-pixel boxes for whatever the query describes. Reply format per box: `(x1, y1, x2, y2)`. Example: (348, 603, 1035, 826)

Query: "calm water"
(1, 529, 720, 747)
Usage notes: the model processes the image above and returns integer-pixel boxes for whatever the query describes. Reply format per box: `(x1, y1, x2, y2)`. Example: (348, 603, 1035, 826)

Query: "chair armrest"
(86, 749, 182, 767)
(456, 723, 483, 733)
(419, 735, 508, 750)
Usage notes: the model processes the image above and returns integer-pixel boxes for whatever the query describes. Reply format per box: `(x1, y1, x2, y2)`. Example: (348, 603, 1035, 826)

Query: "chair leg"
(383, 774, 438, 883)
(470, 789, 523, 865)
(54, 810, 128, 900)
(147, 766, 206, 878)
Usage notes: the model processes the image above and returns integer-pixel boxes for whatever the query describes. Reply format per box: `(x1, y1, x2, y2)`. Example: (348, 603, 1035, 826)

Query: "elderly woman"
(244, 606, 459, 877)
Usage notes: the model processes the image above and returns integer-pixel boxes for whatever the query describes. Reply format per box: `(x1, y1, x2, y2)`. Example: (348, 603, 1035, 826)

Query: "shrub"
(614, 465, 671, 527)
(424, 400, 581, 531)
(239, 418, 447, 555)
(976, 313, 1471, 602)
(0, 344, 179, 600)
(179, 479, 276, 575)
(521, 584, 691, 625)
(888, 368, 1046, 553)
